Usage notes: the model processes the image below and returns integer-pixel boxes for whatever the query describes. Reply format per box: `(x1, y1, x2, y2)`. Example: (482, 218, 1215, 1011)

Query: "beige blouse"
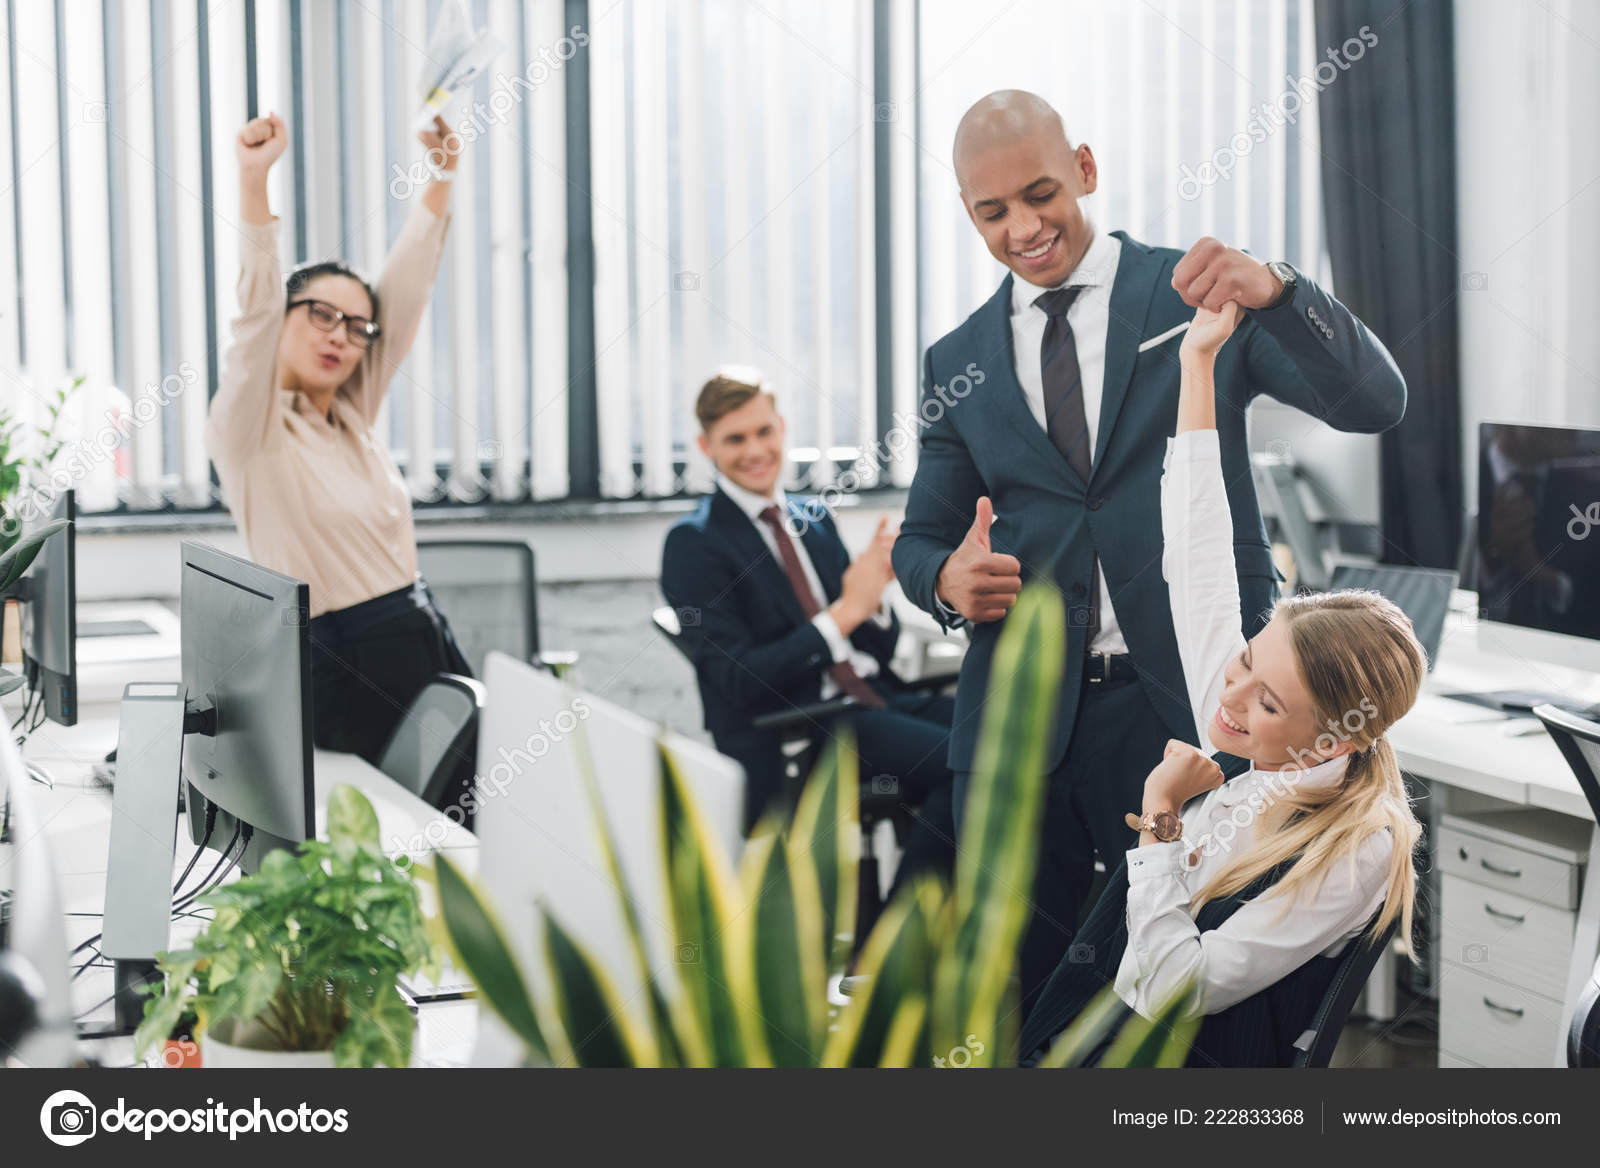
(205, 202, 450, 617)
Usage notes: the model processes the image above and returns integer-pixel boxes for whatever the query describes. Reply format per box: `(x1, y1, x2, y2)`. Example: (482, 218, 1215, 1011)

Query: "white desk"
(1387, 600, 1600, 1065)
(6, 711, 480, 1068)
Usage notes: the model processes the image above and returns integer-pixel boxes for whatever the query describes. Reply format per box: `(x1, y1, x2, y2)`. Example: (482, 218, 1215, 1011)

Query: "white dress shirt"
(937, 229, 1127, 653)
(716, 474, 891, 700)
(1112, 429, 1392, 1019)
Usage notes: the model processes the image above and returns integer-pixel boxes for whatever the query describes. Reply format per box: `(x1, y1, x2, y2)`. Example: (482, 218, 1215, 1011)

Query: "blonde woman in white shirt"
(1019, 302, 1426, 1067)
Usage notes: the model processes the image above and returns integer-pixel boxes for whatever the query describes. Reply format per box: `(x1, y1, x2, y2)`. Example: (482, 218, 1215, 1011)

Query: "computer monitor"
(13, 489, 76, 726)
(0, 728, 74, 1066)
(1476, 422, 1600, 673)
(469, 651, 745, 1066)
(179, 541, 314, 875)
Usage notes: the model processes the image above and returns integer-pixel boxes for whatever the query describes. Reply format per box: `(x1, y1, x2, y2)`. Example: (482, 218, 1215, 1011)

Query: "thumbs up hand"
(934, 497, 1023, 622)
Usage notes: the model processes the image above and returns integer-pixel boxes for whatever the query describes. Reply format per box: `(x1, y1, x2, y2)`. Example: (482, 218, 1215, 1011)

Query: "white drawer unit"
(1437, 809, 1589, 1068)
(1439, 962, 1570, 1067)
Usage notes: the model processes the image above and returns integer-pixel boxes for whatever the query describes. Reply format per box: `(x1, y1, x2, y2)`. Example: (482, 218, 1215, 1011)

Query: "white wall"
(1455, 0, 1600, 510)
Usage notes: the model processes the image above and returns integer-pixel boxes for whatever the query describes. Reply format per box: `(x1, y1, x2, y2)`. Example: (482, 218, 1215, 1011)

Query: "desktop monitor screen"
(1477, 422, 1600, 649)
(179, 542, 314, 870)
(16, 489, 76, 727)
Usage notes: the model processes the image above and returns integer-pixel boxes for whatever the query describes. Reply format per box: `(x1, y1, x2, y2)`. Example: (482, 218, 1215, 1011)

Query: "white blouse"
(1111, 428, 1392, 1018)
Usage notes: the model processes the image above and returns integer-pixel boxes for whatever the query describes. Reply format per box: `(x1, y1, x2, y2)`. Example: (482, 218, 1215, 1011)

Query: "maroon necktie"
(757, 505, 886, 710)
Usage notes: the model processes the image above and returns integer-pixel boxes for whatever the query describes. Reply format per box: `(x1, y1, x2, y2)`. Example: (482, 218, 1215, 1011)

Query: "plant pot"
(160, 1037, 203, 1068)
(201, 1016, 337, 1069)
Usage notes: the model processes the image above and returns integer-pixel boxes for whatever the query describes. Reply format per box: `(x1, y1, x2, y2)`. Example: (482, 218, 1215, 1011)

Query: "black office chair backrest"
(1532, 706, 1600, 1067)
(1534, 705, 1600, 828)
(1571, 955, 1600, 1067)
(415, 539, 540, 677)
(1327, 563, 1456, 671)
(377, 674, 486, 810)
(1290, 917, 1398, 1068)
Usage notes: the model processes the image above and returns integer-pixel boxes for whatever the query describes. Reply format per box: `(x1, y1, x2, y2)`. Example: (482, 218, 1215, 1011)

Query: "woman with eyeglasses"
(205, 111, 472, 768)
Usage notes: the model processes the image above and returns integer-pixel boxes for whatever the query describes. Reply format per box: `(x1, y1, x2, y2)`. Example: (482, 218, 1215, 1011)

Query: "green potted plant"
(1, 377, 80, 693)
(433, 584, 1198, 1067)
(135, 785, 439, 1068)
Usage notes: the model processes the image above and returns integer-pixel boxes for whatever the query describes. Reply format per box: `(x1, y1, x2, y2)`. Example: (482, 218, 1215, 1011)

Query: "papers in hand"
(1138, 320, 1191, 353)
(415, 0, 502, 133)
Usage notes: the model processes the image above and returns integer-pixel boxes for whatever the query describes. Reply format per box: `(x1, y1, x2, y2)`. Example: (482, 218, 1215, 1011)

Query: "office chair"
(377, 674, 486, 812)
(1531, 705, 1600, 1067)
(415, 539, 577, 678)
(1290, 917, 1399, 1067)
(650, 605, 950, 942)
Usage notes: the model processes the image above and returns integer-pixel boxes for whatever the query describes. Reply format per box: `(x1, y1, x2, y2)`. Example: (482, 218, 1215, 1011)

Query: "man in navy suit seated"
(661, 371, 955, 883)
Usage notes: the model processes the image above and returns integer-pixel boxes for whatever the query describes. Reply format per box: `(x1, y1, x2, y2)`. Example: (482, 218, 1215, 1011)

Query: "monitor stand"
(88, 683, 186, 1037)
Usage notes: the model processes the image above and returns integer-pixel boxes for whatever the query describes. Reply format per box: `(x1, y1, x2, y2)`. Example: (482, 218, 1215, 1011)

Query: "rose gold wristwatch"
(1125, 809, 1183, 842)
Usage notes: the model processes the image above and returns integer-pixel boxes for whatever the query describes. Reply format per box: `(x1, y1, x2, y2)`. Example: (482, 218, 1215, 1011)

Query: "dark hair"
(285, 260, 380, 320)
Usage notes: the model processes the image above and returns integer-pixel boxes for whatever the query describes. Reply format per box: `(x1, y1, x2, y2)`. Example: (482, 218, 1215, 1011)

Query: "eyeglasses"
(288, 299, 383, 347)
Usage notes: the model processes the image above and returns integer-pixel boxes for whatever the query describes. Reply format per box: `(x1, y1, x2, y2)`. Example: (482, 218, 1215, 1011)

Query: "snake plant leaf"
(787, 730, 859, 973)
(543, 911, 657, 1067)
(1100, 980, 1201, 1068)
(820, 878, 944, 1068)
(659, 740, 746, 1065)
(1034, 983, 1136, 1068)
(737, 822, 827, 1067)
(933, 583, 1064, 1064)
(0, 518, 67, 593)
(876, 992, 929, 1068)
(433, 852, 551, 1064)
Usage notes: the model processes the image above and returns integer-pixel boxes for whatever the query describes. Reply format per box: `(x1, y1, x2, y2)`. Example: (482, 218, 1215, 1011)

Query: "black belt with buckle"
(1084, 651, 1138, 685)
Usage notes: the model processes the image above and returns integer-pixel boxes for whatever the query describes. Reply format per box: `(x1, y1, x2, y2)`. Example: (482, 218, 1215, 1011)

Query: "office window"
(0, 0, 570, 515)
(586, 0, 881, 498)
(918, 0, 1333, 353)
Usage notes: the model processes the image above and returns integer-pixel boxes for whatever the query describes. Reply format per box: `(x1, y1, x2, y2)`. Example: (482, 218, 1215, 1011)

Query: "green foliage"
(0, 376, 80, 557)
(134, 785, 439, 1068)
(437, 583, 1197, 1068)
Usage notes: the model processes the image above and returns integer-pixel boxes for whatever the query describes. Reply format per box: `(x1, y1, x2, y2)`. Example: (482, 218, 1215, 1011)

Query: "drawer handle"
(1479, 858, 1523, 878)
(1483, 903, 1526, 924)
(1482, 995, 1525, 1018)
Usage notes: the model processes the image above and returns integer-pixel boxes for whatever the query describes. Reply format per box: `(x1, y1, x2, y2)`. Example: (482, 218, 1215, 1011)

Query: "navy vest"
(1019, 856, 1369, 1067)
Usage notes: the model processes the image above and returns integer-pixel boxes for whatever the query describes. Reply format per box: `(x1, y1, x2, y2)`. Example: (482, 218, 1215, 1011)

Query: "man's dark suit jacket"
(891, 231, 1407, 775)
(661, 489, 900, 791)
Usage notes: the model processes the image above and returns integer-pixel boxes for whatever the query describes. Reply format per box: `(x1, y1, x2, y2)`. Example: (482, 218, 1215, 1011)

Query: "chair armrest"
(752, 697, 856, 735)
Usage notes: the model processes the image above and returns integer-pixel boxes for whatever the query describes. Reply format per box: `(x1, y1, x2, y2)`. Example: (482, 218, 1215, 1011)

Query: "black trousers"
(308, 579, 472, 766)
(954, 667, 1172, 1021)
(720, 681, 958, 887)
(847, 685, 958, 892)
